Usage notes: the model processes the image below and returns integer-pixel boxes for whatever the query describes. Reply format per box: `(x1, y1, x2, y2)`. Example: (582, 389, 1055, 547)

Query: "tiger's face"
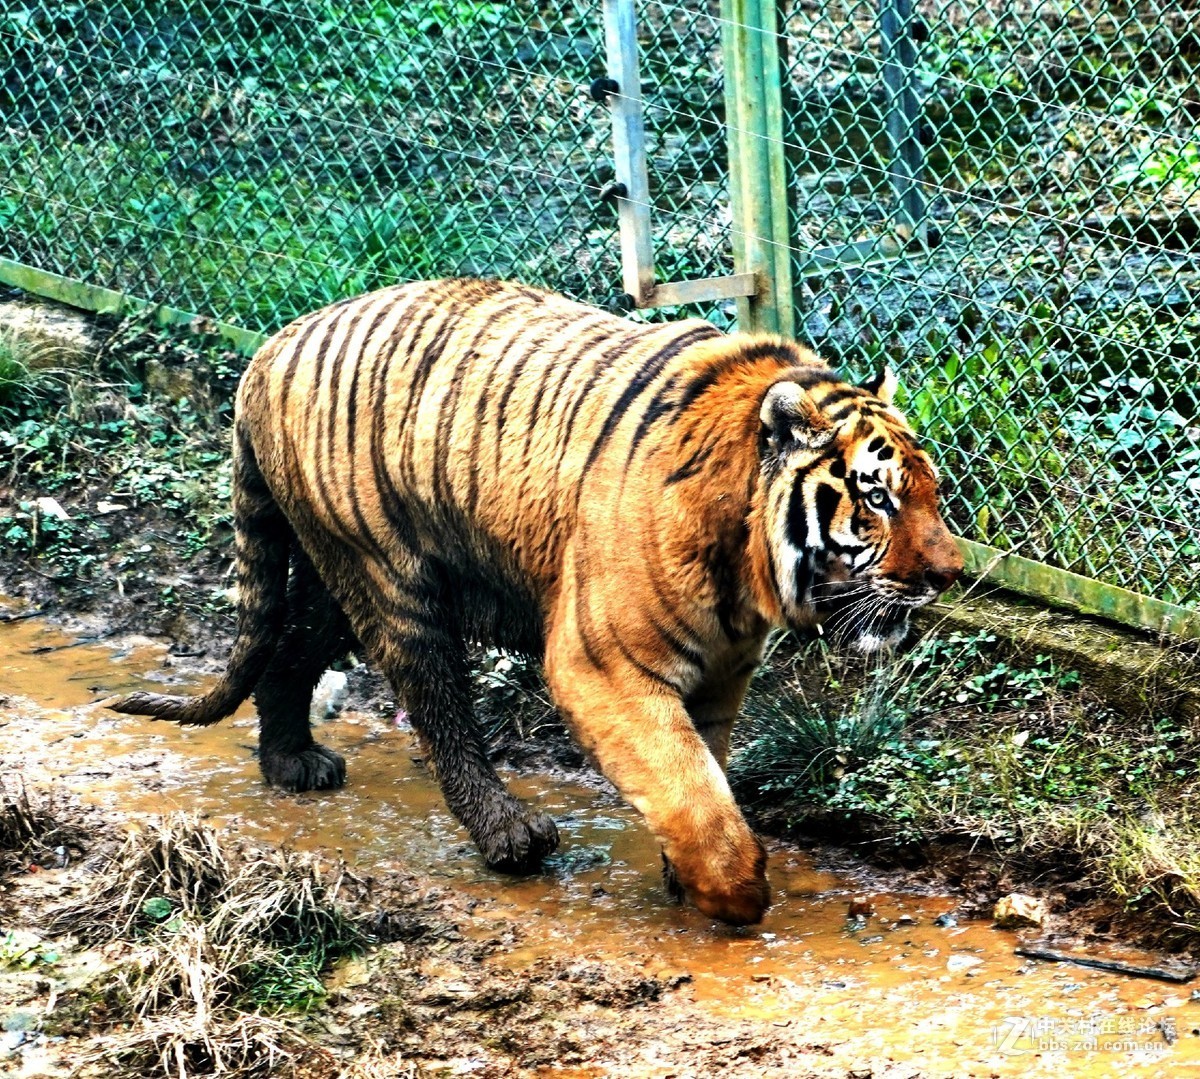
(759, 366, 963, 651)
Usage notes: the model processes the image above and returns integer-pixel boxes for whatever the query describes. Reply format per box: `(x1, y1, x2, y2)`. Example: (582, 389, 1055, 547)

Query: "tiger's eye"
(866, 488, 890, 509)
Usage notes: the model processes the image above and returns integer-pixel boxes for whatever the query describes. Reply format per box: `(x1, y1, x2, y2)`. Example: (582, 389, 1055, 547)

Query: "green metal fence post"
(720, 0, 793, 337)
(879, 0, 927, 237)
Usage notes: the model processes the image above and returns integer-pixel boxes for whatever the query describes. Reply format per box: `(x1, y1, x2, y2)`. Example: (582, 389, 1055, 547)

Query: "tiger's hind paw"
(477, 809, 560, 874)
(260, 744, 347, 792)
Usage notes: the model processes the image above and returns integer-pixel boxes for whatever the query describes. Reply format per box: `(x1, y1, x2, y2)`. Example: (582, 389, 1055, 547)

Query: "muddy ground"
(2, 598, 1199, 1077)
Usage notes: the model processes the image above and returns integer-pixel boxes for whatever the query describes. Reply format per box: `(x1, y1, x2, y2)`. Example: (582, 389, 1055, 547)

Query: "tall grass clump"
(730, 664, 906, 799)
(46, 815, 366, 1078)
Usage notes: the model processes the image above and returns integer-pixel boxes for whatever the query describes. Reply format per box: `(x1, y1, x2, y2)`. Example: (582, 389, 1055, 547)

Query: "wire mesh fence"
(771, 0, 1200, 610)
(0, 0, 1197, 616)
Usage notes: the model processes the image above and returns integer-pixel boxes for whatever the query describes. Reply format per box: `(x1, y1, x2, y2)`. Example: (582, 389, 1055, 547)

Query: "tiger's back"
(241, 279, 728, 641)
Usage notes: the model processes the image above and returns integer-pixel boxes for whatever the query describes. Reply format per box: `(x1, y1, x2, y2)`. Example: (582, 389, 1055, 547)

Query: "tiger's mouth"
(789, 555, 943, 653)
(810, 583, 913, 653)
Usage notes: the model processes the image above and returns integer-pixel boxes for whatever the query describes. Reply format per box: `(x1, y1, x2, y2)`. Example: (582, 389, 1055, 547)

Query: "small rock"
(947, 954, 983, 972)
(1, 1012, 38, 1033)
(847, 897, 875, 919)
(95, 501, 127, 515)
(994, 893, 1048, 929)
(934, 913, 958, 928)
(34, 497, 69, 521)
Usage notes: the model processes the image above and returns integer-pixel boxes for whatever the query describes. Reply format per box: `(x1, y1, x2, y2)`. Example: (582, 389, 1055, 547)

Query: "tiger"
(109, 278, 962, 926)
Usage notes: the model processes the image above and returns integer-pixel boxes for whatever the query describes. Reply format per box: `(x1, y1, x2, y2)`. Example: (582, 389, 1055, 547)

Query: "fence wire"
(0, 0, 1197, 611)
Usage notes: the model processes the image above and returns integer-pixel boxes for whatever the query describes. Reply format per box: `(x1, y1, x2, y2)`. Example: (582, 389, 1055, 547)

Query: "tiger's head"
(757, 363, 963, 651)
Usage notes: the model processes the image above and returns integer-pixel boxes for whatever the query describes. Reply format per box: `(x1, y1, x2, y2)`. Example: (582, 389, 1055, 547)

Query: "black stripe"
(554, 335, 630, 470)
(277, 313, 325, 414)
(397, 305, 460, 486)
(579, 326, 716, 480)
(664, 449, 707, 485)
(794, 552, 812, 605)
(787, 472, 809, 550)
(817, 386, 867, 412)
(611, 631, 683, 693)
(649, 616, 706, 674)
(815, 483, 841, 539)
(434, 312, 506, 507)
(572, 563, 608, 673)
(458, 296, 535, 511)
(342, 301, 403, 562)
(670, 340, 815, 419)
(492, 325, 544, 472)
(626, 374, 680, 463)
(368, 303, 441, 555)
(308, 305, 370, 544)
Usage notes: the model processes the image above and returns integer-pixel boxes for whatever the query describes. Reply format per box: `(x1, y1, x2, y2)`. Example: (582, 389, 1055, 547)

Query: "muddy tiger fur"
(110, 278, 962, 925)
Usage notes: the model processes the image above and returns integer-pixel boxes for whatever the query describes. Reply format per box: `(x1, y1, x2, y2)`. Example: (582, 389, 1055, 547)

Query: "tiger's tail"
(107, 418, 291, 726)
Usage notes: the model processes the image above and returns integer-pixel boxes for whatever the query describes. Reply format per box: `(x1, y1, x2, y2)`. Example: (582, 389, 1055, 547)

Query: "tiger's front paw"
(477, 808, 560, 874)
(670, 832, 771, 925)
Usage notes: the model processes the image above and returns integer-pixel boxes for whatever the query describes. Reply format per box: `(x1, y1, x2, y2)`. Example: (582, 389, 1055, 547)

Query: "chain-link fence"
(1, 0, 1197, 622)
(0, 0, 733, 327)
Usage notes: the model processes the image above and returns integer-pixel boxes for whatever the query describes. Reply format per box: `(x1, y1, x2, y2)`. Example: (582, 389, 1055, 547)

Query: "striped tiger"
(110, 278, 962, 925)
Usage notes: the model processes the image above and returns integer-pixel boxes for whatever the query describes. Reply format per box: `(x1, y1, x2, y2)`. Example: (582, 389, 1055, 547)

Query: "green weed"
(732, 629, 1200, 934)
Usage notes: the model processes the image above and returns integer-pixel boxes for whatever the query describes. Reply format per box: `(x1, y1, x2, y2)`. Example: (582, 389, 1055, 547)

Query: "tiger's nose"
(924, 564, 962, 593)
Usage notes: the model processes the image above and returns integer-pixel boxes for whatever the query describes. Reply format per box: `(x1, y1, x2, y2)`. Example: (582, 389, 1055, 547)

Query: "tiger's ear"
(862, 365, 898, 405)
(760, 381, 836, 454)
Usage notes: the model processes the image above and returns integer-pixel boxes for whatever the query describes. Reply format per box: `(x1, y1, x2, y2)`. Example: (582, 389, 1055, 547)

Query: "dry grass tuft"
(47, 815, 368, 1078)
(0, 774, 90, 875)
(89, 1012, 341, 1079)
(47, 813, 229, 941)
(1092, 810, 1200, 935)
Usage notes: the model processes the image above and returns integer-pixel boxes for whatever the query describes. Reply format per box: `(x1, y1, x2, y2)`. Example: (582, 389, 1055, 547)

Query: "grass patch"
(732, 627, 1200, 942)
(0, 321, 73, 427)
(46, 815, 366, 1078)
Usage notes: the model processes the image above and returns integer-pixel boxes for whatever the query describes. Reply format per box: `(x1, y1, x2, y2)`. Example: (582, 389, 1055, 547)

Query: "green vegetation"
(888, 307, 1200, 604)
(731, 628, 1200, 939)
(0, 316, 241, 612)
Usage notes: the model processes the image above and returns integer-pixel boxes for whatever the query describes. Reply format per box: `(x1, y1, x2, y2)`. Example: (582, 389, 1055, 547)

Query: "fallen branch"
(1015, 946, 1196, 984)
(0, 608, 45, 623)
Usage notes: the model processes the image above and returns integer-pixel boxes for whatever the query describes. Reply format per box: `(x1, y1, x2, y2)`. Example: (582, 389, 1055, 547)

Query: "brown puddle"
(3, 609, 1199, 1076)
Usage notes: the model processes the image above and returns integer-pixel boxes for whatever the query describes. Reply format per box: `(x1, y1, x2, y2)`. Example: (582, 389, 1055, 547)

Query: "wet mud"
(2, 607, 1198, 1076)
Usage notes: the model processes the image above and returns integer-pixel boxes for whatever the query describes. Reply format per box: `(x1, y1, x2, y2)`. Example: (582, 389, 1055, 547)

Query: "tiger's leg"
(659, 650, 765, 901)
(545, 602, 769, 925)
(350, 559, 560, 873)
(255, 543, 357, 792)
